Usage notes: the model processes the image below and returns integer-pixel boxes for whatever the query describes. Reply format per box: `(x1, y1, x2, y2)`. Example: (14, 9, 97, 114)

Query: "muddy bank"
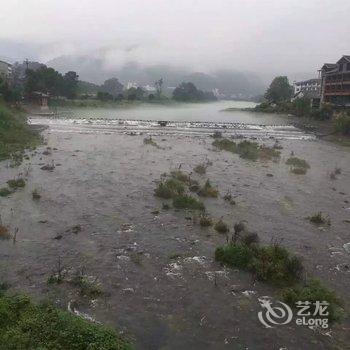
(0, 121, 350, 349)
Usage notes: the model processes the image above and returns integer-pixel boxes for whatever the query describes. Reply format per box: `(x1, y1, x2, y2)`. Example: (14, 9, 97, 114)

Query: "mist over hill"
(47, 55, 266, 97)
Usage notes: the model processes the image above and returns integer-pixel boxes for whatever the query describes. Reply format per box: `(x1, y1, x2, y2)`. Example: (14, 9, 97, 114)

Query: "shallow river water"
(1, 101, 349, 349)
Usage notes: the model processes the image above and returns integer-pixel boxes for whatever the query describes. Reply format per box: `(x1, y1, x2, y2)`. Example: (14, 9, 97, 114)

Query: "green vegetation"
(172, 82, 217, 102)
(194, 164, 206, 175)
(216, 242, 303, 287)
(7, 178, 26, 189)
(197, 180, 219, 198)
(0, 291, 132, 349)
(199, 215, 213, 227)
(307, 212, 331, 226)
(334, 112, 350, 135)
(0, 187, 13, 197)
(264, 76, 293, 104)
(70, 274, 103, 298)
(143, 136, 160, 148)
(154, 178, 185, 199)
(0, 103, 42, 164)
(282, 279, 344, 323)
(212, 138, 280, 161)
(172, 194, 205, 210)
(170, 170, 190, 183)
(286, 157, 310, 174)
(214, 219, 229, 234)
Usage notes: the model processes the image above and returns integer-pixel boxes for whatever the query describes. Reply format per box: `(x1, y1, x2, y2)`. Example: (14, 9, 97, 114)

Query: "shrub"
(0, 293, 132, 349)
(250, 245, 303, 286)
(215, 244, 254, 269)
(172, 195, 205, 210)
(212, 138, 236, 153)
(286, 157, 310, 174)
(199, 215, 213, 227)
(7, 178, 26, 189)
(197, 180, 219, 198)
(334, 113, 350, 135)
(307, 212, 331, 226)
(194, 164, 206, 175)
(214, 219, 229, 233)
(282, 279, 344, 323)
(236, 140, 260, 160)
(143, 136, 160, 148)
(215, 242, 303, 287)
(170, 170, 190, 183)
(70, 274, 103, 298)
(0, 187, 12, 197)
(154, 178, 185, 199)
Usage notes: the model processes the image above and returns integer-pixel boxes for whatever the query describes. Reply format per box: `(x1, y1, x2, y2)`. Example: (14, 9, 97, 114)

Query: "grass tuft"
(214, 219, 229, 233)
(197, 180, 219, 198)
(307, 212, 331, 226)
(172, 195, 205, 210)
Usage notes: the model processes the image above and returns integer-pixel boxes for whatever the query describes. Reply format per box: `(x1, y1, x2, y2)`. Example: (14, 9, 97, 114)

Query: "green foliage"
(172, 82, 217, 102)
(0, 77, 21, 103)
(264, 76, 293, 104)
(0, 103, 42, 163)
(154, 178, 185, 199)
(7, 178, 25, 189)
(170, 170, 190, 183)
(282, 279, 344, 323)
(334, 112, 350, 135)
(100, 78, 124, 97)
(172, 195, 205, 210)
(215, 239, 304, 287)
(215, 244, 253, 268)
(0, 293, 132, 349)
(307, 212, 331, 226)
(197, 180, 219, 198)
(214, 219, 229, 233)
(96, 91, 114, 101)
(143, 137, 159, 148)
(199, 215, 213, 227)
(213, 138, 280, 161)
(25, 67, 79, 99)
(194, 164, 206, 175)
(70, 275, 103, 298)
(286, 157, 310, 174)
(0, 187, 13, 197)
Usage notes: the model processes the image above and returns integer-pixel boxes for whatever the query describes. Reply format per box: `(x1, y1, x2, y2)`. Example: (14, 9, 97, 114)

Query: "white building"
(293, 78, 321, 95)
(0, 60, 12, 81)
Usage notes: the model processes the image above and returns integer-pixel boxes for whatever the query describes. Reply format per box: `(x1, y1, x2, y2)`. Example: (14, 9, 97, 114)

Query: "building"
(0, 60, 12, 81)
(293, 78, 321, 95)
(293, 78, 321, 108)
(320, 55, 350, 106)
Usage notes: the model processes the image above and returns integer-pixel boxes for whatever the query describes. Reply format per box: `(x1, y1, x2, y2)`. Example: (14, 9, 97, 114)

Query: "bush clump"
(0, 293, 132, 349)
(154, 178, 185, 199)
(282, 279, 344, 323)
(194, 164, 206, 175)
(334, 112, 350, 135)
(215, 237, 303, 287)
(0, 187, 13, 197)
(0, 225, 11, 240)
(197, 180, 219, 198)
(199, 215, 213, 227)
(7, 178, 26, 189)
(213, 138, 280, 161)
(214, 219, 229, 233)
(172, 194, 205, 210)
(307, 212, 331, 226)
(143, 136, 160, 148)
(286, 157, 310, 174)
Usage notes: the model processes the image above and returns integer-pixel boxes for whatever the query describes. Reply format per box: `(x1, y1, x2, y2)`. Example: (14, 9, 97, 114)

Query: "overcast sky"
(0, 0, 349, 78)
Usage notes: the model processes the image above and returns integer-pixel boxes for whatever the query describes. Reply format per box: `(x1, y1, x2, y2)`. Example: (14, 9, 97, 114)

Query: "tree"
(100, 78, 124, 97)
(154, 78, 163, 98)
(96, 91, 113, 101)
(264, 76, 293, 104)
(62, 71, 79, 99)
(172, 82, 217, 102)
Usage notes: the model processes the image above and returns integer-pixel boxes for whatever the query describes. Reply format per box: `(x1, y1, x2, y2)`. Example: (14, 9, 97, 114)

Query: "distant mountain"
(47, 55, 266, 97)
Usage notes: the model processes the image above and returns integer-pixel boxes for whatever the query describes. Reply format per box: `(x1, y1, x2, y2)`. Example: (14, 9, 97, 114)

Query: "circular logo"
(258, 297, 293, 328)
